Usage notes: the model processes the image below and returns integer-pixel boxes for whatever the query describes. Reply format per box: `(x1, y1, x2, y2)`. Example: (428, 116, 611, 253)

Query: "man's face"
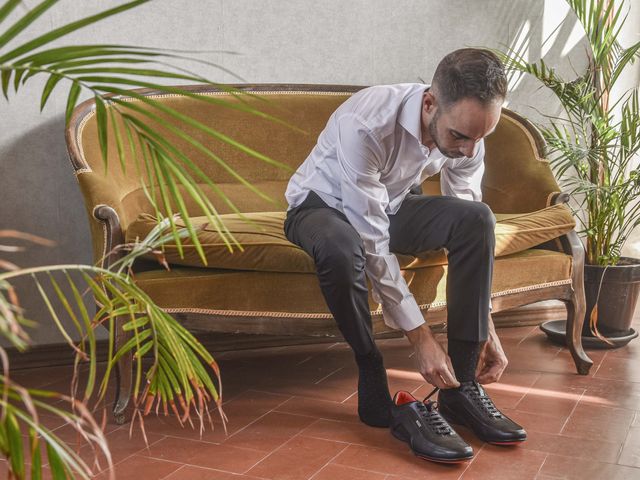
(422, 92, 502, 159)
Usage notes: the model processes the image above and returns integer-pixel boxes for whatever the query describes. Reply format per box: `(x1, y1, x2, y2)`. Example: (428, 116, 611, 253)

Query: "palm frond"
(0, 374, 113, 480)
(499, 0, 639, 266)
(0, 220, 226, 433)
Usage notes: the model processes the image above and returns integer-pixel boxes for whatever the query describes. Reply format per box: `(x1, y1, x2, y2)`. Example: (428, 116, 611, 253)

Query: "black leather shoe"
(390, 390, 474, 463)
(437, 381, 527, 445)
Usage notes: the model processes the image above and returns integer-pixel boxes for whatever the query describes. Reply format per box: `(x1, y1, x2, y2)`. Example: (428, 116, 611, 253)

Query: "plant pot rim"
(585, 256, 640, 268)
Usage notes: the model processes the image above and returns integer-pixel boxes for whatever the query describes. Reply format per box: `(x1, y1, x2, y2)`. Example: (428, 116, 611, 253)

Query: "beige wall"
(0, 0, 613, 346)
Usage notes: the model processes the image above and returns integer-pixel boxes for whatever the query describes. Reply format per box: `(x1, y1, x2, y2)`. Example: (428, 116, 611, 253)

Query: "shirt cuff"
(381, 294, 426, 331)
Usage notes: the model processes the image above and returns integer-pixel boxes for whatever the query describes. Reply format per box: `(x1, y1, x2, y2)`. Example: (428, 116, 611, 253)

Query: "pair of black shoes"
(389, 381, 527, 463)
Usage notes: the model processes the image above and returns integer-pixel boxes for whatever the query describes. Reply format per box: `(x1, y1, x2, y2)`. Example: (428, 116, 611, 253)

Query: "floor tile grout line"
(98, 433, 169, 474)
(141, 396, 296, 456)
(176, 462, 273, 480)
(240, 422, 312, 474)
(270, 405, 361, 425)
(118, 456, 187, 480)
(218, 394, 295, 443)
(341, 389, 358, 403)
(515, 325, 540, 347)
(307, 442, 352, 480)
(324, 450, 409, 478)
(511, 371, 543, 410)
(590, 349, 608, 377)
(314, 366, 345, 385)
(558, 389, 586, 434)
(296, 355, 314, 365)
(614, 405, 635, 465)
(158, 464, 186, 480)
(533, 453, 550, 480)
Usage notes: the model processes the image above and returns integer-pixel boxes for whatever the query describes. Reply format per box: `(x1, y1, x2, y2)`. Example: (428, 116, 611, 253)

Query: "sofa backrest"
(67, 84, 560, 250)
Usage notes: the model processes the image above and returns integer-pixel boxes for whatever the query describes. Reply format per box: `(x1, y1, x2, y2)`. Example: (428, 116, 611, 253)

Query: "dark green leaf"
(1, 67, 10, 99)
(29, 427, 43, 480)
(0, 0, 152, 63)
(6, 412, 25, 478)
(94, 95, 108, 171)
(46, 441, 68, 480)
(0, 0, 21, 26)
(64, 81, 80, 126)
(40, 73, 63, 111)
(0, 0, 58, 49)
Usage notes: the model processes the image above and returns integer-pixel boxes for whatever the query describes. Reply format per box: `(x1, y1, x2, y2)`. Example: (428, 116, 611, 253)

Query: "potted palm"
(498, 0, 640, 348)
(1, 1, 283, 478)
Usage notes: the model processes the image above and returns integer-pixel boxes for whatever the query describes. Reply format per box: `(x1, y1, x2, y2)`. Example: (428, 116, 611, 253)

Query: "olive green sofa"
(66, 84, 593, 423)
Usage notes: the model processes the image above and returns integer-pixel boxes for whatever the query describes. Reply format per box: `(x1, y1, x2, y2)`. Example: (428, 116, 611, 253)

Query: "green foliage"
(498, 0, 640, 266)
(0, 1, 294, 478)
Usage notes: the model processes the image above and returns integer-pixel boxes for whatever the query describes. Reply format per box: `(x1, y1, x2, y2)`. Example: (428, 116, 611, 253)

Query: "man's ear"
(423, 90, 436, 114)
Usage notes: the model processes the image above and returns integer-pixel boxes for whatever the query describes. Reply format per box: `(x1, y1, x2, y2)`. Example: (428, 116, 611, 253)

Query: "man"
(283, 48, 526, 461)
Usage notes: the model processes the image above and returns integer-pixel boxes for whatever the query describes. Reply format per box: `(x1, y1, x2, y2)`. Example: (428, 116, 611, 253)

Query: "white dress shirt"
(284, 83, 485, 332)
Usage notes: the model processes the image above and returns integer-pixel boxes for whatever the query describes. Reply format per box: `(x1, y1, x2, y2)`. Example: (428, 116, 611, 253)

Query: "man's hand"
(405, 324, 460, 389)
(475, 315, 508, 384)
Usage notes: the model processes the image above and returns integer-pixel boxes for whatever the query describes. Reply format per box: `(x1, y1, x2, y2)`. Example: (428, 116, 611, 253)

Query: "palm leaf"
(0, 0, 150, 62)
(0, 0, 58, 50)
(0, 0, 22, 26)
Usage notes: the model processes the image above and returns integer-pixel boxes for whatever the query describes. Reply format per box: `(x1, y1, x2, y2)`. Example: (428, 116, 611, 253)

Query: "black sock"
(447, 339, 484, 384)
(354, 347, 392, 428)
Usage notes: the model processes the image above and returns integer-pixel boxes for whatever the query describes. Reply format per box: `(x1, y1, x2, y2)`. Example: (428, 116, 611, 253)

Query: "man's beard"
(428, 110, 464, 158)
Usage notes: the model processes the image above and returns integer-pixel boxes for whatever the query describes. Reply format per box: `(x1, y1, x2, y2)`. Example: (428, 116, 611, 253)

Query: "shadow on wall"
(503, 2, 588, 126)
(0, 115, 100, 347)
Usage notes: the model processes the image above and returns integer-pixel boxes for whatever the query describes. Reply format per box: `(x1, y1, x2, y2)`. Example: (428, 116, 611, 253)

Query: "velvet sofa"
(66, 84, 593, 424)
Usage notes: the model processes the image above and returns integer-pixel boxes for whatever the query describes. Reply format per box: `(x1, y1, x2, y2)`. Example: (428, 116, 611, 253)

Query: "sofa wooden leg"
(565, 294, 593, 375)
(112, 319, 133, 425)
(113, 359, 133, 424)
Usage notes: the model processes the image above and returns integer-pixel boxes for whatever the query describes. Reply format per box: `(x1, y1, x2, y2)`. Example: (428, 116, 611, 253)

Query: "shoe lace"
(416, 387, 453, 435)
(460, 381, 503, 418)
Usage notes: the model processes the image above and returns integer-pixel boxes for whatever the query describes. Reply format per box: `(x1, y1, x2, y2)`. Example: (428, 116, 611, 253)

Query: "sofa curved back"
(66, 84, 560, 263)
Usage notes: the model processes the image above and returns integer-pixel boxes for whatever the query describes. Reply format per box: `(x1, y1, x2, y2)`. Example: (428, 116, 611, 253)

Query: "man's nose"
(460, 141, 478, 158)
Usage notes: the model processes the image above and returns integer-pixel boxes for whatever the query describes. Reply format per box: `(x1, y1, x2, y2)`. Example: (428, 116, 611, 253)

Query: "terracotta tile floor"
(7, 312, 640, 480)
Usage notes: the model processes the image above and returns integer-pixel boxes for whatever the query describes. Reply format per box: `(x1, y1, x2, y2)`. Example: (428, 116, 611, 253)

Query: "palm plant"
(497, 0, 640, 342)
(1, 1, 291, 478)
(498, 0, 640, 267)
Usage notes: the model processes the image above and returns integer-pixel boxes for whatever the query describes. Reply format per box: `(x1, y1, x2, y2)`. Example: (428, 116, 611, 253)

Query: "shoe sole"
(438, 404, 527, 446)
(390, 425, 473, 464)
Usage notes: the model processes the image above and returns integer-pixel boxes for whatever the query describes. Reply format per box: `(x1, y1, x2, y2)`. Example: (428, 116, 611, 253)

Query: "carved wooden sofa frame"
(65, 84, 593, 424)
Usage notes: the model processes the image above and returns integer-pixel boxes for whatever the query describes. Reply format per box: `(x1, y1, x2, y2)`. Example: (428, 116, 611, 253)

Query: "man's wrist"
(404, 323, 433, 346)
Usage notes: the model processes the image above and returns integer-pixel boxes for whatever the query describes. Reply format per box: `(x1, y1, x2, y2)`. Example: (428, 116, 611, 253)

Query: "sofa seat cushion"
(133, 249, 572, 317)
(125, 204, 575, 273)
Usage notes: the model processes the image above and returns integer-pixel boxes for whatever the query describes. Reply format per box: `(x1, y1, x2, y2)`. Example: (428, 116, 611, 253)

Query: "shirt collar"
(398, 84, 429, 143)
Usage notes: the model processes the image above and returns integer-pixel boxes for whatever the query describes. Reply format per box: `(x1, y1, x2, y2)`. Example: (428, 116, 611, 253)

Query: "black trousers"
(283, 190, 494, 357)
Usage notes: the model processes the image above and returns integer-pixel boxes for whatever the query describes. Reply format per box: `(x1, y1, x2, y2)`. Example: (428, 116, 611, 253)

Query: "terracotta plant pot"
(541, 257, 640, 349)
(582, 257, 640, 338)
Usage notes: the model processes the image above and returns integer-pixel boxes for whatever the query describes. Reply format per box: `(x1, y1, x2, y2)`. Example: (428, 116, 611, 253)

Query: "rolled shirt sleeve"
(336, 114, 426, 332)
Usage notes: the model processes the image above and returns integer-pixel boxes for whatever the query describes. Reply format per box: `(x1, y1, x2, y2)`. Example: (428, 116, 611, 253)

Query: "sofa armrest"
(93, 205, 125, 270)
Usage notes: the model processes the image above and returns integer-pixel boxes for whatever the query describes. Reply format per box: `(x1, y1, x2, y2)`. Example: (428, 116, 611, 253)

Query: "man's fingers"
(477, 364, 503, 384)
(423, 370, 451, 389)
(438, 366, 460, 389)
(444, 356, 461, 388)
(423, 373, 446, 389)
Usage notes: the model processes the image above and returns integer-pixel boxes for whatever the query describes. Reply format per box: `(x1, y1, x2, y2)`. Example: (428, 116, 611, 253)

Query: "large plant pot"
(541, 257, 640, 349)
